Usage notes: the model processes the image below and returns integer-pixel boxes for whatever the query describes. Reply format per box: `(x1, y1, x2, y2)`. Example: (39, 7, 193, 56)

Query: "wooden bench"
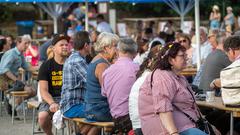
(63, 117, 114, 135)
(10, 91, 29, 124)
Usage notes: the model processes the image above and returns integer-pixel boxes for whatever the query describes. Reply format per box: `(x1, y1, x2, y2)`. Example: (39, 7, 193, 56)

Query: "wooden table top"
(181, 68, 197, 76)
(196, 97, 240, 117)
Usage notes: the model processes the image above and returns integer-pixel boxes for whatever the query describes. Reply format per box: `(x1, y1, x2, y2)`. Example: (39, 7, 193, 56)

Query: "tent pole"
(195, 0, 201, 70)
(180, 14, 184, 30)
(85, 0, 89, 31)
(53, 17, 58, 34)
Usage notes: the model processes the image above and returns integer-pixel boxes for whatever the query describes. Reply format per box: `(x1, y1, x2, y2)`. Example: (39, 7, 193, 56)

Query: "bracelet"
(50, 102, 56, 106)
(170, 131, 178, 135)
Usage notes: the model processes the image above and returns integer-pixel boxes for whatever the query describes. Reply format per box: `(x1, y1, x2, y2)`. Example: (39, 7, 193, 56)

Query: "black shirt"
(38, 58, 63, 97)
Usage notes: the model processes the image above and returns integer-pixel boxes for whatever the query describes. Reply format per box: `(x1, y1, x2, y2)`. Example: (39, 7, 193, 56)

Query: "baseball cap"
(52, 34, 70, 46)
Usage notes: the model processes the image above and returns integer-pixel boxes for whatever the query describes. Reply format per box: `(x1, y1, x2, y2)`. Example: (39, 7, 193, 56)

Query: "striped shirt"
(60, 51, 88, 114)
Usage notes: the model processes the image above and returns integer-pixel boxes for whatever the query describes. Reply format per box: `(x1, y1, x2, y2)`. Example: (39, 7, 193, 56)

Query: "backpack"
(220, 59, 240, 105)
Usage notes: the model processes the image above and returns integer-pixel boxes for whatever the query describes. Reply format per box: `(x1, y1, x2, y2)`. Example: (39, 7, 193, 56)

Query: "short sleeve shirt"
(0, 47, 29, 76)
(38, 58, 63, 97)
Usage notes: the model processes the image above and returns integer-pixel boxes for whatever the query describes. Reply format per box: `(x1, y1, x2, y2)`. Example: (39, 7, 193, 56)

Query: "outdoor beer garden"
(1, 0, 240, 135)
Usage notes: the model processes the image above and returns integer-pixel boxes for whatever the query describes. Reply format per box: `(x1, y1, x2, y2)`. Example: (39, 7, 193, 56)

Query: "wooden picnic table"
(196, 97, 240, 135)
(181, 67, 197, 76)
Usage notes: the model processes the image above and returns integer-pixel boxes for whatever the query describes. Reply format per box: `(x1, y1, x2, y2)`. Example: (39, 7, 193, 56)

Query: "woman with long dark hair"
(138, 42, 208, 135)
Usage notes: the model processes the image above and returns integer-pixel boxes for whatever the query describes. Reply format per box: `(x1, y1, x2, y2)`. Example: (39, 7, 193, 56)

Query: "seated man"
(0, 35, 36, 115)
(102, 38, 139, 134)
(199, 33, 231, 94)
(60, 31, 94, 135)
(38, 34, 70, 135)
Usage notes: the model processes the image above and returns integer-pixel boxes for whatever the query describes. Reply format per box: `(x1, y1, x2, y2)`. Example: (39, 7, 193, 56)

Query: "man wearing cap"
(0, 35, 36, 115)
(38, 34, 70, 135)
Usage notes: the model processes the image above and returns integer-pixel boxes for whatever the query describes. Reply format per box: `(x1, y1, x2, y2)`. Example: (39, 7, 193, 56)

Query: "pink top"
(102, 57, 139, 118)
(139, 69, 199, 135)
(24, 46, 39, 66)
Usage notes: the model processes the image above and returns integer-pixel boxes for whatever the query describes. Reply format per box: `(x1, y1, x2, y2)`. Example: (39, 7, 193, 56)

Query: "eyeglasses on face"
(176, 54, 188, 58)
(179, 39, 187, 44)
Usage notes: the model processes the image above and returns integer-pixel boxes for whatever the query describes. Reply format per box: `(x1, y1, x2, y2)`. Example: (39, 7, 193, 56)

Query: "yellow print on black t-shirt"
(51, 71, 63, 87)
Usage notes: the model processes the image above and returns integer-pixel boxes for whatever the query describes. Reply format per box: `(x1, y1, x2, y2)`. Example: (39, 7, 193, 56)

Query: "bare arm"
(95, 63, 109, 86)
(39, 80, 59, 112)
(159, 112, 179, 135)
(28, 45, 38, 57)
(5, 71, 18, 82)
(209, 12, 214, 20)
(210, 78, 221, 89)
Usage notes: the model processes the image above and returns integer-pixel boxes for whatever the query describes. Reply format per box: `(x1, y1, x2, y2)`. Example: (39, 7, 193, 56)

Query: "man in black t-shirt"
(38, 34, 70, 135)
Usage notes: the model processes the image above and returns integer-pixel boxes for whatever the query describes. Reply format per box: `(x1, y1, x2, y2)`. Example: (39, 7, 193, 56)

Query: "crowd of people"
(209, 5, 239, 34)
(1, 4, 240, 135)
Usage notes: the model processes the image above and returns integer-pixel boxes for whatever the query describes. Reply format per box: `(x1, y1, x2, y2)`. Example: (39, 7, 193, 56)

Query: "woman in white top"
(129, 48, 159, 135)
(133, 38, 150, 65)
(224, 6, 235, 32)
(209, 5, 221, 30)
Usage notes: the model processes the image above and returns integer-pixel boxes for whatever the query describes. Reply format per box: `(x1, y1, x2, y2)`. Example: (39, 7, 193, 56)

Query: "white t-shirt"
(192, 41, 212, 65)
(97, 22, 113, 33)
(129, 70, 151, 129)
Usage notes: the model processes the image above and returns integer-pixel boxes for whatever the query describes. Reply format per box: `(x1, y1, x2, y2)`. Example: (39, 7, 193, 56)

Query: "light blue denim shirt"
(0, 47, 29, 77)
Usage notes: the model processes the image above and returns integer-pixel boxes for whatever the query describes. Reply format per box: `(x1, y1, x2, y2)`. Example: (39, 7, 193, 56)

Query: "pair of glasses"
(176, 54, 187, 58)
(179, 39, 187, 43)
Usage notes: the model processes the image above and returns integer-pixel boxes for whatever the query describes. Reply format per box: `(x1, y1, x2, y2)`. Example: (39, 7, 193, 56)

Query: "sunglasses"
(179, 39, 187, 43)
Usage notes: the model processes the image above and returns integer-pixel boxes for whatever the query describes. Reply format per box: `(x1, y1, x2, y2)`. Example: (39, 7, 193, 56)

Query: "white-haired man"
(0, 35, 36, 115)
(192, 26, 213, 65)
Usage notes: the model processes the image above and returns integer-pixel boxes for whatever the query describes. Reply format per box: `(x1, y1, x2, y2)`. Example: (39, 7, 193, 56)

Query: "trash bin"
(16, 21, 34, 36)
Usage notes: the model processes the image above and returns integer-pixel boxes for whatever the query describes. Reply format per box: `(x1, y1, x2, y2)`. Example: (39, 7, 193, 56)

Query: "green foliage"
(0, 4, 13, 22)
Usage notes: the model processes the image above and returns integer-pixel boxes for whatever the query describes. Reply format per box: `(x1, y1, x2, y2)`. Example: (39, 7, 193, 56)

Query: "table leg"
(12, 96, 15, 124)
(230, 112, 234, 135)
(32, 107, 36, 135)
(101, 128, 104, 135)
(0, 91, 2, 116)
(23, 99, 26, 123)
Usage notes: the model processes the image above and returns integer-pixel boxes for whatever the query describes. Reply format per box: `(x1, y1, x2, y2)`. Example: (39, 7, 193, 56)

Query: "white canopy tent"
(37, 2, 73, 34)
(163, 0, 195, 30)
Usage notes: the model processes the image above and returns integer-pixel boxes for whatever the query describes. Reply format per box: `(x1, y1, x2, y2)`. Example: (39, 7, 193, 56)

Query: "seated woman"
(133, 38, 150, 65)
(129, 49, 157, 135)
(138, 42, 207, 135)
(84, 32, 119, 123)
(24, 40, 39, 67)
(177, 33, 193, 67)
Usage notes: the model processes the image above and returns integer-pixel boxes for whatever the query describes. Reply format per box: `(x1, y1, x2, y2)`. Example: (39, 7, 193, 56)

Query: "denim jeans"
(63, 104, 85, 118)
(134, 128, 144, 135)
(180, 128, 207, 135)
(85, 101, 112, 122)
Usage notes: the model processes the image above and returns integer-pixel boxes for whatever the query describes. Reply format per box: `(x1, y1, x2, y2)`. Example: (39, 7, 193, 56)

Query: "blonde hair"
(94, 32, 119, 53)
(213, 5, 219, 11)
(227, 6, 232, 11)
(47, 46, 54, 60)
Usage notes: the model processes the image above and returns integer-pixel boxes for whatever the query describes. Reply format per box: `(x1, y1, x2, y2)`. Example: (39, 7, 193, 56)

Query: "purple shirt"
(102, 57, 139, 118)
(139, 69, 199, 135)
